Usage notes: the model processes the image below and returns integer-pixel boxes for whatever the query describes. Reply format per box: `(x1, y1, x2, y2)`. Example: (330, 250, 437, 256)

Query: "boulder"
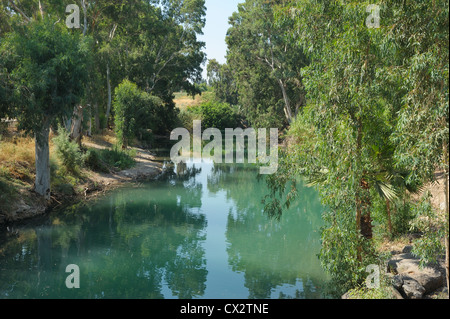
(402, 245, 413, 254)
(390, 287, 404, 299)
(386, 246, 445, 298)
(402, 277, 426, 299)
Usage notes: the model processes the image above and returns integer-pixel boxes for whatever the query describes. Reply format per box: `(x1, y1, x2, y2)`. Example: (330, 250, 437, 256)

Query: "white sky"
(198, 0, 243, 79)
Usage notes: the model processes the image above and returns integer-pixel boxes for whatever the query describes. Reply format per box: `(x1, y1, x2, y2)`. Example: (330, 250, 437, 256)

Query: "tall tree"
(0, 18, 89, 199)
(263, 0, 448, 295)
(206, 59, 238, 105)
(387, 0, 449, 291)
(226, 0, 307, 126)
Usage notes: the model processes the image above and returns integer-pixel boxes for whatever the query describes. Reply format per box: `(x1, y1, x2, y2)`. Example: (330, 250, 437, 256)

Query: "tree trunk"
(35, 119, 51, 200)
(70, 105, 84, 146)
(386, 199, 393, 237)
(106, 63, 112, 128)
(94, 103, 100, 132)
(443, 141, 449, 292)
(81, 0, 87, 36)
(355, 118, 364, 263)
(355, 193, 363, 263)
(277, 79, 293, 123)
(87, 105, 92, 137)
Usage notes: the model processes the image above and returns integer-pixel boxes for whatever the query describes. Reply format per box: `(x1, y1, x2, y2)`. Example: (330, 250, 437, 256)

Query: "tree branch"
(8, 0, 31, 22)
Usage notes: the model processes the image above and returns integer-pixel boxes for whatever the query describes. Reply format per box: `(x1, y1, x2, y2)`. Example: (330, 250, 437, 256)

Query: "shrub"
(113, 80, 164, 148)
(200, 101, 241, 130)
(83, 148, 109, 173)
(97, 146, 136, 171)
(53, 125, 83, 174)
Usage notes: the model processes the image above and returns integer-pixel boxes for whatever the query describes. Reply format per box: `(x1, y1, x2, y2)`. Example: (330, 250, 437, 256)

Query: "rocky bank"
(387, 245, 447, 299)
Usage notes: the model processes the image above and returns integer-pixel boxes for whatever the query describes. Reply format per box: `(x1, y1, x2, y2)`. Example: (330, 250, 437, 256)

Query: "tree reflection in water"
(0, 161, 327, 299)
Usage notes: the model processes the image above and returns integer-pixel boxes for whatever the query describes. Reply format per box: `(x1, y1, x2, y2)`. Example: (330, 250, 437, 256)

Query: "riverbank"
(0, 130, 164, 226)
(343, 170, 449, 299)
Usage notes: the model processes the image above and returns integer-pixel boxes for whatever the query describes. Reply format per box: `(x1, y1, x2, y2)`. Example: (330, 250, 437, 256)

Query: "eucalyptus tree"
(385, 0, 449, 291)
(206, 59, 238, 106)
(0, 18, 89, 199)
(226, 0, 307, 126)
(261, 0, 401, 294)
(87, 0, 206, 131)
(263, 0, 449, 296)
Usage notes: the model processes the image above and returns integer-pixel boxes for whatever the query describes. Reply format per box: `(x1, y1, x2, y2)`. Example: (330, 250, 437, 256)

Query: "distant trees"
(206, 59, 238, 106)
(225, 0, 308, 127)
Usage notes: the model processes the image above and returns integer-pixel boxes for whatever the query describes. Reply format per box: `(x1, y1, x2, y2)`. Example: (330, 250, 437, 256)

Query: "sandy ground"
(82, 140, 163, 188)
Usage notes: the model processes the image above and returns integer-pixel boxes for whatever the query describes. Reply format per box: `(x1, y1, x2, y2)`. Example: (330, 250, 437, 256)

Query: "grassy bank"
(0, 123, 150, 224)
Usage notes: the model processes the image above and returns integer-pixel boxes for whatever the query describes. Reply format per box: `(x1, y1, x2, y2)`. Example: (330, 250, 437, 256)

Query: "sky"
(198, 0, 243, 79)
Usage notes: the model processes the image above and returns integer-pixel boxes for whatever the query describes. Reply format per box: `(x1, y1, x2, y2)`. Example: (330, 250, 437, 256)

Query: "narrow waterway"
(0, 159, 328, 299)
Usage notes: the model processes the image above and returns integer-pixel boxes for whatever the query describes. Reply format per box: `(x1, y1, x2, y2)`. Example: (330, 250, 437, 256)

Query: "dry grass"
(0, 135, 35, 165)
(173, 91, 213, 111)
(376, 235, 411, 254)
(83, 129, 117, 149)
(0, 135, 37, 185)
(0, 130, 61, 184)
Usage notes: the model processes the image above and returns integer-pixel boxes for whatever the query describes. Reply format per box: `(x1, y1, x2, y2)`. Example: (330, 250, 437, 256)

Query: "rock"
(390, 287, 404, 299)
(425, 286, 448, 299)
(402, 277, 426, 299)
(341, 292, 351, 299)
(387, 253, 415, 273)
(386, 249, 445, 298)
(402, 245, 413, 254)
(391, 274, 404, 291)
(412, 269, 444, 293)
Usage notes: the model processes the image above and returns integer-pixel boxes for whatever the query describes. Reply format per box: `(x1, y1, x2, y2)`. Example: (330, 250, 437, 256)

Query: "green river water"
(0, 159, 328, 299)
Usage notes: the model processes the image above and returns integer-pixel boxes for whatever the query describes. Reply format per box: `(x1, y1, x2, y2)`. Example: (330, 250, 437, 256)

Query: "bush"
(53, 125, 83, 174)
(344, 284, 394, 299)
(200, 101, 240, 130)
(83, 146, 135, 172)
(97, 146, 136, 171)
(83, 149, 109, 173)
(113, 80, 164, 148)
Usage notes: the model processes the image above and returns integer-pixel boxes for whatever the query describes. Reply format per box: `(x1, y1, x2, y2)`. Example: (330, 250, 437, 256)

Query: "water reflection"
(208, 164, 325, 299)
(0, 160, 327, 299)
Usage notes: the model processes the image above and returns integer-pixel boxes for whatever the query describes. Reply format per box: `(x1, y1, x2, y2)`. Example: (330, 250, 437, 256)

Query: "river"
(0, 158, 328, 299)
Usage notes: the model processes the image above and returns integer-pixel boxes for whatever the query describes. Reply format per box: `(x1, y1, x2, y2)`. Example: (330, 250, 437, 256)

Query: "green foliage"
(53, 126, 84, 175)
(83, 146, 135, 172)
(262, 0, 448, 295)
(97, 146, 136, 171)
(200, 101, 240, 130)
(410, 192, 446, 266)
(83, 149, 109, 173)
(226, 0, 308, 126)
(113, 80, 164, 148)
(345, 283, 394, 299)
(0, 17, 90, 134)
(177, 108, 200, 132)
(178, 100, 242, 131)
(207, 59, 238, 105)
